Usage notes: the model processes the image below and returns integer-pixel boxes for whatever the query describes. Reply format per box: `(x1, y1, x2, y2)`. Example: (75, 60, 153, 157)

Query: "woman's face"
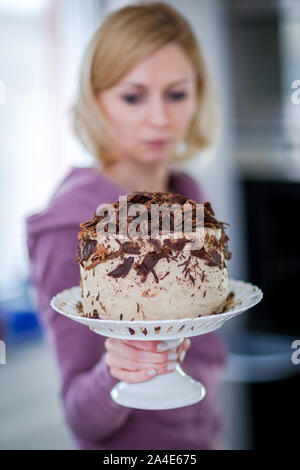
(97, 42, 197, 166)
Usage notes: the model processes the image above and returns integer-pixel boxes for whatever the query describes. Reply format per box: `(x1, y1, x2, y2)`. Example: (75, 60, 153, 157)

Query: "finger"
(177, 337, 191, 351)
(183, 338, 191, 350)
(109, 366, 160, 383)
(109, 362, 178, 384)
(105, 337, 173, 364)
(122, 339, 169, 352)
(176, 338, 191, 362)
(105, 351, 177, 375)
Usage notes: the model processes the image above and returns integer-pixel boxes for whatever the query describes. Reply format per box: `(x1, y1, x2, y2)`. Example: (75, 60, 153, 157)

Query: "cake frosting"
(76, 191, 232, 321)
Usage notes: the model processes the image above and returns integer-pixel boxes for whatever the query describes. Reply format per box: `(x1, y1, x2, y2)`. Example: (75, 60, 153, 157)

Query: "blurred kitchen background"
(0, 0, 299, 450)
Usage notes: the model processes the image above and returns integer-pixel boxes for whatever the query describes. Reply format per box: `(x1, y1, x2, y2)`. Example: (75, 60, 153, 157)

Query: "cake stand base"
(110, 363, 206, 410)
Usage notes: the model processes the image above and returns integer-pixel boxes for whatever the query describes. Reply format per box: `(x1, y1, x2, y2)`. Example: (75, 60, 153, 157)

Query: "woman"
(26, 1, 228, 450)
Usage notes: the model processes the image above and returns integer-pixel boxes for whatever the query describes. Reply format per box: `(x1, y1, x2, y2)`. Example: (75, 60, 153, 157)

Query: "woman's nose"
(147, 95, 169, 126)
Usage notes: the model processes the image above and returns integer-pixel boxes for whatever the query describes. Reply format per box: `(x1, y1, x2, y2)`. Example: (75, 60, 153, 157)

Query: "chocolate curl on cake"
(107, 256, 135, 278)
(76, 191, 232, 269)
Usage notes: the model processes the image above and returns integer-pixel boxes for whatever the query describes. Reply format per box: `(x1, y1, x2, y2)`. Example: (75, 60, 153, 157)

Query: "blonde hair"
(70, 0, 220, 166)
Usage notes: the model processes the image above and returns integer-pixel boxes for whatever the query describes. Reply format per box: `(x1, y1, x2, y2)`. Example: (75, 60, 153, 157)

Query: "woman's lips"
(144, 139, 169, 148)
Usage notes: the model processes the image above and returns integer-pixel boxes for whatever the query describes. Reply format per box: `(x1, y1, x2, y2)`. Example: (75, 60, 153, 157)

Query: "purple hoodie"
(25, 165, 228, 450)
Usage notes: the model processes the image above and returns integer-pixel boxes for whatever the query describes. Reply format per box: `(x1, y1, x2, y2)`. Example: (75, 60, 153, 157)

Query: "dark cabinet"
(243, 179, 300, 336)
(242, 179, 300, 449)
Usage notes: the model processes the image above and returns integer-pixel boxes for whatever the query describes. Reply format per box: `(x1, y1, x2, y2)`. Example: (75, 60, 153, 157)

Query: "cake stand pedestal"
(51, 279, 263, 410)
(96, 335, 205, 409)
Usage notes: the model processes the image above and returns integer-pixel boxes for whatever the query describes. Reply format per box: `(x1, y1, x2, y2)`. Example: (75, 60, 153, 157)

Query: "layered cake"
(76, 191, 232, 321)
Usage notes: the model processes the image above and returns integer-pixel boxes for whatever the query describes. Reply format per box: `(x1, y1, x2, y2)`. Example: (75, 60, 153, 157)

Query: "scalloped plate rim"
(50, 278, 263, 326)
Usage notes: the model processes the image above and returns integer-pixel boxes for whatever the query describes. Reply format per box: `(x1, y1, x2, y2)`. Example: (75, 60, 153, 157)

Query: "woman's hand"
(104, 337, 191, 383)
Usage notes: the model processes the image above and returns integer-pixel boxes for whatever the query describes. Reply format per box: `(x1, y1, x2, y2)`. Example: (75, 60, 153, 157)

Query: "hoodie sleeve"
(26, 225, 132, 444)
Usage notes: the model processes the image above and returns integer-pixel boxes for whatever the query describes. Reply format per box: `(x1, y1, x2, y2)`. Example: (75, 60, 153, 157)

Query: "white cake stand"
(50, 279, 263, 410)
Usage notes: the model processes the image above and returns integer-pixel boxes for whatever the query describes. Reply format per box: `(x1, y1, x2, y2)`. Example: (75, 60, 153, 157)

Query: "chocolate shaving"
(207, 250, 222, 267)
(121, 241, 141, 254)
(76, 237, 97, 263)
(163, 238, 188, 251)
(78, 193, 230, 239)
(108, 257, 134, 278)
(178, 255, 191, 277)
(90, 309, 99, 318)
(76, 191, 232, 273)
(222, 291, 236, 312)
(161, 270, 170, 280)
(191, 247, 223, 268)
(135, 251, 161, 283)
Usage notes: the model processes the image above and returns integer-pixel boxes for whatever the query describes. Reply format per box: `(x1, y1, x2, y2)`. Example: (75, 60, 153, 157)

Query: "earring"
(175, 141, 187, 158)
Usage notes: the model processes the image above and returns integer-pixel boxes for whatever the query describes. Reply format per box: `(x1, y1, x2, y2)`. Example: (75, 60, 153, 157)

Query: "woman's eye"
(169, 91, 186, 101)
(122, 91, 187, 104)
(122, 94, 141, 104)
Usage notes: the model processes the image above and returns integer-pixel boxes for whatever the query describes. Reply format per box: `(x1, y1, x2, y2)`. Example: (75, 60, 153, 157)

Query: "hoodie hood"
(25, 166, 127, 262)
